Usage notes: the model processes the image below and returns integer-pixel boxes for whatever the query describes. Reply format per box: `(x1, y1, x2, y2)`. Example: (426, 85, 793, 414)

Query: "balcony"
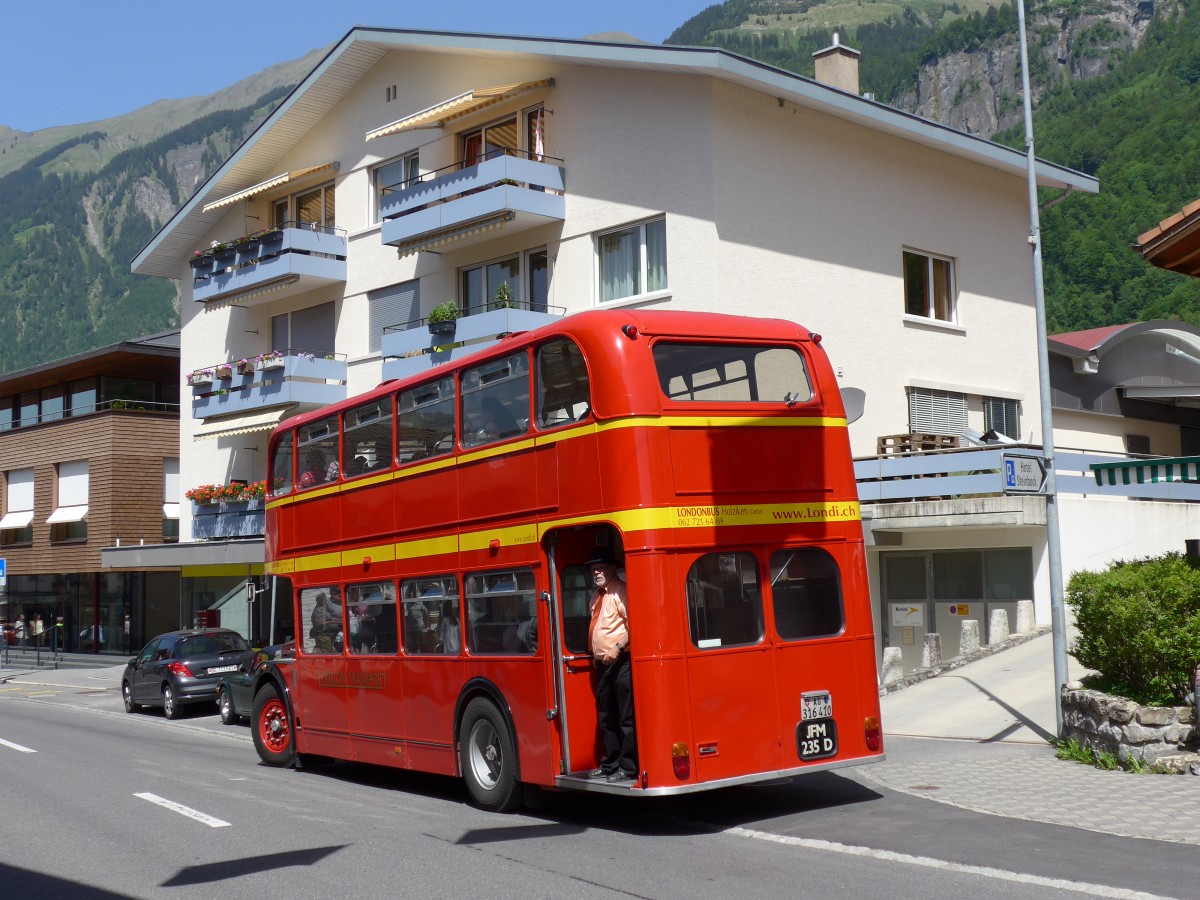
(189, 352, 346, 421)
(381, 304, 563, 381)
(192, 501, 264, 540)
(380, 153, 565, 255)
(190, 224, 347, 307)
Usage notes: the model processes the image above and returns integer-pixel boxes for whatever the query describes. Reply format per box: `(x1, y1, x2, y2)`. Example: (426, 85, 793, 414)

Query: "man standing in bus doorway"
(586, 547, 637, 784)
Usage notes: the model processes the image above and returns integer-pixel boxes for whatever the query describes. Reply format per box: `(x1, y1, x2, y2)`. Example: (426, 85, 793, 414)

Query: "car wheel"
(459, 697, 523, 813)
(252, 683, 295, 767)
(122, 682, 141, 714)
(218, 687, 237, 725)
(162, 684, 181, 720)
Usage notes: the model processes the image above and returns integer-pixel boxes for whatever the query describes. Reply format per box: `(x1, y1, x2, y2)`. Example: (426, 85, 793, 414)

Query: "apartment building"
(125, 28, 1098, 652)
(0, 333, 180, 654)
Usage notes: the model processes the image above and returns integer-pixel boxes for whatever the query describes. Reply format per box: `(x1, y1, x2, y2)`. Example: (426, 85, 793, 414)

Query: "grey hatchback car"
(123, 629, 255, 719)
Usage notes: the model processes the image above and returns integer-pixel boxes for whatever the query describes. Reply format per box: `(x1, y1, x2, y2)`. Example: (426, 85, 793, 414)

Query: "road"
(0, 677, 1192, 900)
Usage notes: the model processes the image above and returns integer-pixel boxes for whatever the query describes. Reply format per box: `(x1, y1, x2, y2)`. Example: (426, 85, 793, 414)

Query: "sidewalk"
(858, 632, 1200, 844)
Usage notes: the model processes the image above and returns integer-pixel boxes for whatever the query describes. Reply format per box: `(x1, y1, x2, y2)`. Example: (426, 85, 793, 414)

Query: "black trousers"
(595, 652, 637, 776)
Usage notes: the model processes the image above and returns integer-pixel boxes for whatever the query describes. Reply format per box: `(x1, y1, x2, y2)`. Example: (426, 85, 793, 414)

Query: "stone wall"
(1060, 684, 1199, 774)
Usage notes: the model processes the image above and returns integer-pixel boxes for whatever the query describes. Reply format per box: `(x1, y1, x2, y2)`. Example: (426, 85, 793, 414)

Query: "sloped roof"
(1047, 324, 1133, 356)
(1048, 320, 1200, 360)
(133, 28, 1099, 279)
(1134, 198, 1200, 277)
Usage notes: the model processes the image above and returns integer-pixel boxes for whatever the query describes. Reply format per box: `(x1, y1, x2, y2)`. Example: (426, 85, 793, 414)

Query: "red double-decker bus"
(252, 309, 883, 810)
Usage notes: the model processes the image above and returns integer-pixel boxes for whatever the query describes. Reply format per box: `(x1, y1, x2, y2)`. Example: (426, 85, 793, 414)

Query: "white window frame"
(903, 248, 956, 323)
(372, 150, 419, 223)
(596, 216, 668, 305)
(459, 248, 546, 318)
(273, 181, 336, 229)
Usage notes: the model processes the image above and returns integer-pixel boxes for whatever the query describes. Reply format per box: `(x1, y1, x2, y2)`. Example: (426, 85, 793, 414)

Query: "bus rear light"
(489, 539, 500, 552)
(168, 661, 194, 678)
(811, 332, 823, 345)
(362, 556, 371, 569)
(864, 716, 882, 751)
(671, 742, 690, 779)
(622, 324, 639, 339)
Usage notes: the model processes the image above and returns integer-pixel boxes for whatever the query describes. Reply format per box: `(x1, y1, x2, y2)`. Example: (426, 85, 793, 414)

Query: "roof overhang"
(194, 406, 295, 440)
(1134, 198, 1200, 277)
(133, 29, 1099, 280)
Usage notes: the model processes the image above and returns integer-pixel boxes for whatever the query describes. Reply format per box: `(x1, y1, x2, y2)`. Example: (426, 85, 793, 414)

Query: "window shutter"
(8, 468, 33, 511)
(908, 388, 967, 435)
(369, 280, 420, 353)
(290, 302, 336, 357)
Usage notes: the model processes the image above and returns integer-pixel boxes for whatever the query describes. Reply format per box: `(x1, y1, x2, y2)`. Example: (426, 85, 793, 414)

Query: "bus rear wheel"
(459, 698, 522, 813)
(252, 683, 295, 767)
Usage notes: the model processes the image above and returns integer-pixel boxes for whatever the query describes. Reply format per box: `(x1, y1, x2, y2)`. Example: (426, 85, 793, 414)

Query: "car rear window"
(180, 633, 248, 657)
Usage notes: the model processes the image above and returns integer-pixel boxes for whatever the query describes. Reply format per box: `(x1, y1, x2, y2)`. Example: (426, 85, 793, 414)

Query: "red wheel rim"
(258, 698, 290, 753)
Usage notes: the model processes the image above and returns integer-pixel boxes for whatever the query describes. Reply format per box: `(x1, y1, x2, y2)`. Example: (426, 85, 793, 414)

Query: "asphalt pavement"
(5, 635, 1200, 846)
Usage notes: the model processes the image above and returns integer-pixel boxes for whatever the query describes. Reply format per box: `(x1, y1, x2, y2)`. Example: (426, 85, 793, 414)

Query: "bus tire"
(252, 683, 295, 767)
(459, 698, 523, 813)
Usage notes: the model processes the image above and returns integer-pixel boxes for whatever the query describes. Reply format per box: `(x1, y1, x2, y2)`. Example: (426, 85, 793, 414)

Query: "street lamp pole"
(1016, 0, 1070, 735)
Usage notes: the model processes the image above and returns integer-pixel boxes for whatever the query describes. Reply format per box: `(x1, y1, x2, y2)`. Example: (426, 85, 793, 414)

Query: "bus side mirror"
(840, 387, 865, 425)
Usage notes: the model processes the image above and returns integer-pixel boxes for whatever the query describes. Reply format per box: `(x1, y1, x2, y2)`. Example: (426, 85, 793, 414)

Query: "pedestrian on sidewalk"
(14, 614, 25, 648)
(30, 614, 44, 647)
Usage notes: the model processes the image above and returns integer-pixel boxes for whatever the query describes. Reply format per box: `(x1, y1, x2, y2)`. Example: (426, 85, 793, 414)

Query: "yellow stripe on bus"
(264, 414, 848, 513)
(271, 501, 860, 574)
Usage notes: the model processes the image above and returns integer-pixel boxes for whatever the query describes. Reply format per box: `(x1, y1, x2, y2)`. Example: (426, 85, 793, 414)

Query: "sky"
(1, 1, 710, 133)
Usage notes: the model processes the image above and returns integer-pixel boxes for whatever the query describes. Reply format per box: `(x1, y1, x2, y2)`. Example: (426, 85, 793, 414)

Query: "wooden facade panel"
(0, 411, 179, 576)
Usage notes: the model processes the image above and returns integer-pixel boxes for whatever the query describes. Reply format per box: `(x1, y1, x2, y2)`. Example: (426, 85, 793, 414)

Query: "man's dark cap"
(586, 547, 616, 567)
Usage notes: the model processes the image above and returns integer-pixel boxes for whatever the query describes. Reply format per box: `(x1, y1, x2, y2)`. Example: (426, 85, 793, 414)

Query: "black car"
(122, 629, 255, 719)
(216, 642, 293, 725)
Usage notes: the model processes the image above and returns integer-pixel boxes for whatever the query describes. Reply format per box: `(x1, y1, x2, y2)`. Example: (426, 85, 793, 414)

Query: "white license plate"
(207, 665, 238, 675)
(801, 690, 833, 721)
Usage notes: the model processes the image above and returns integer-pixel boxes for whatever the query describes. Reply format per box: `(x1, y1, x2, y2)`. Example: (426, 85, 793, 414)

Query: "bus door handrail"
(546, 547, 574, 774)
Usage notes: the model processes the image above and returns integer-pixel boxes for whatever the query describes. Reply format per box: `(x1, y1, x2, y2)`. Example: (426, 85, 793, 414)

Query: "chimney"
(812, 33, 861, 96)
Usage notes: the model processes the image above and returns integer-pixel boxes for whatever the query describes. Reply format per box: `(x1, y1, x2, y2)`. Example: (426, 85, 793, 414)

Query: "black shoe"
(585, 768, 609, 779)
(606, 771, 635, 784)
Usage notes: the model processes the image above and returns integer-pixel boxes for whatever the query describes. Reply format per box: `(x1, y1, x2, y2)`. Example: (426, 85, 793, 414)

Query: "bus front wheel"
(459, 698, 522, 813)
(252, 683, 295, 767)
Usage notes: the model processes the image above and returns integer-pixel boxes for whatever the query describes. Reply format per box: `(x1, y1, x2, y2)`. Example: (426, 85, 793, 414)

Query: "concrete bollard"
(921, 632, 942, 669)
(989, 608, 1010, 645)
(1016, 600, 1035, 634)
(959, 619, 981, 656)
(880, 646, 904, 685)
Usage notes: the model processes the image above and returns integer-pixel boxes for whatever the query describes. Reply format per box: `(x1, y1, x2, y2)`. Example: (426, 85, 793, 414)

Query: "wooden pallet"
(877, 433, 960, 454)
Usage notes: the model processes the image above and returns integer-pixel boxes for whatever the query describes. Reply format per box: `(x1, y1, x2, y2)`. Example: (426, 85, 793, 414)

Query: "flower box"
(429, 320, 457, 336)
(237, 360, 255, 376)
(214, 365, 233, 380)
(187, 370, 213, 386)
(257, 356, 286, 371)
(233, 238, 260, 254)
(189, 255, 213, 271)
(213, 247, 236, 263)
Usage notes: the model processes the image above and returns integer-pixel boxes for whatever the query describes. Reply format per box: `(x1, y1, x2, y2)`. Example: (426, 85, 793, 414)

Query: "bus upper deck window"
(297, 415, 340, 488)
(653, 343, 812, 404)
(343, 397, 393, 478)
(536, 338, 591, 428)
(270, 432, 295, 497)
(461, 353, 530, 448)
(397, 377, 455, 465)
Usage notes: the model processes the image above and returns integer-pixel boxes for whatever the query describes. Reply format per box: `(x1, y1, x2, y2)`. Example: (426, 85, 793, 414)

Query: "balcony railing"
(854, 445, 1200, 503)
(380, 302, 563, 381)
(190, 223, 347, 305)
(189, 351, 347, 420)
(192, 500, 264, 540)
(380, 152, 565, 254)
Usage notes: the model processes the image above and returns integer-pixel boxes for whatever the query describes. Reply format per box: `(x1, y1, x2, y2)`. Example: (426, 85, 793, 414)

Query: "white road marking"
(133, 792, 231, 828)
(726, 826, 1177, 900)
(0, 737, 37, 753)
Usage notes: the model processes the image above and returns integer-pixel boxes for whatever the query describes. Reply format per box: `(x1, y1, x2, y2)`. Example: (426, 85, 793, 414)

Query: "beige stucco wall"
(1054, 408, 1183, 456)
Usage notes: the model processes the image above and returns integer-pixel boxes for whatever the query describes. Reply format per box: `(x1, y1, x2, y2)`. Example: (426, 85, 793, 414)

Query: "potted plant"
(211, 240, 235, 262)
(259, 227, 284, 244)
(188, 368, 214, 386)
(256, 351, 286, 371)
(236, 358, 255, 376)
(215, 364, 233, 380)
(428, 301, 459, 335)
(491, 282, 514, 311)
(189, 251, 213, 271)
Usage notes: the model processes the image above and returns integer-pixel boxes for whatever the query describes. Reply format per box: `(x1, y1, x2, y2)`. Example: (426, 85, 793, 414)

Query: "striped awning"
(202, 275, 301, 312)
(393, 212, 514, 257)
(366, 80, 551, 141)
(202, 163, 339, 212)
(1091, 455, 1200, 486)
(194, 407, 295, 441)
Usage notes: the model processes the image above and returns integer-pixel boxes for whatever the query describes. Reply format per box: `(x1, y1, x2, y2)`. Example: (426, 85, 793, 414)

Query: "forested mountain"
(1, 6, 1198, 371)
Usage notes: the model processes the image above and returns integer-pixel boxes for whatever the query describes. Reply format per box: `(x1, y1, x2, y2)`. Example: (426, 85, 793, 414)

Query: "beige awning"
(366, 80, 551, 142)
(194, 407, 295, 441)
(47, 505, 88, 525)
(394, 212, 514, 258)
(202, 163, 339, 212)
(202, 275, 301, 312)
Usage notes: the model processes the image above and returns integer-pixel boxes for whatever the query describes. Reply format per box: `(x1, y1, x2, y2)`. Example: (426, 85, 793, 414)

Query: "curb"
(879, 626, 1053, 696)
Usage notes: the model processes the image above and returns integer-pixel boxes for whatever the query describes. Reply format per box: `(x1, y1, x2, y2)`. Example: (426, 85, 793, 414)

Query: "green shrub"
(1066, 553, 1200, 705)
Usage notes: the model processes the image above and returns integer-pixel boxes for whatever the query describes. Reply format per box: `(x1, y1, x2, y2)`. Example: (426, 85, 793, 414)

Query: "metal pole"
(1016, 0, 1070, 736)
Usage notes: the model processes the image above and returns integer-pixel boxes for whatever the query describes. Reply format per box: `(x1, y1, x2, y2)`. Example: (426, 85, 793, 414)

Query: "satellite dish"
(840, 387, 866, 424)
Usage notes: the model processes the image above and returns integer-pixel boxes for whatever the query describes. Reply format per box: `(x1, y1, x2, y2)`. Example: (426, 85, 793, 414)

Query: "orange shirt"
(588, 579, 629, 663)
